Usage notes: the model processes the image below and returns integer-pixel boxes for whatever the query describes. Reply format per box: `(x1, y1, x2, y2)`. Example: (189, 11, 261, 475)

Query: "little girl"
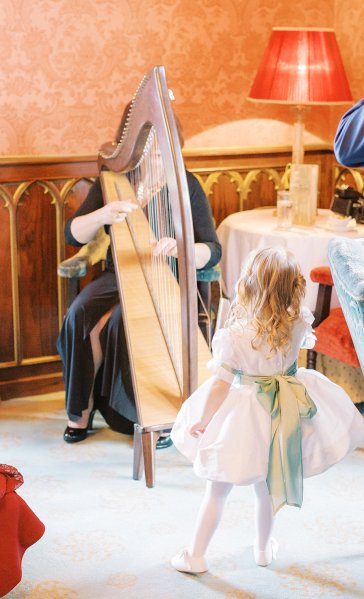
(170, 247, 364, 573)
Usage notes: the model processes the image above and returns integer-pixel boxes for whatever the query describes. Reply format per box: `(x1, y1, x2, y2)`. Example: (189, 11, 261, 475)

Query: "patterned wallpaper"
(0, 0, 361, 155)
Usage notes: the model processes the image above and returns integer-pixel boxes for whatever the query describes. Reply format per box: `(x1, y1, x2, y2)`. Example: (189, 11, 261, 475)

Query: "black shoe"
(63, 410, 96, 444)
(156, 434, 173, 450)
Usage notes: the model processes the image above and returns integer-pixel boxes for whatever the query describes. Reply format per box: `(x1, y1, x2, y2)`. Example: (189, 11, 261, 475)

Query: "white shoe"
(171, 549, 208, 573)
(253, 537, 279, 566)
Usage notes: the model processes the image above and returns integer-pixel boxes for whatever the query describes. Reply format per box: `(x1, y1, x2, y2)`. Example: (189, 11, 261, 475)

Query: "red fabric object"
(310, 266, 334, 286)
(315, 307, 360, 368)
(0, 465, 45, 598)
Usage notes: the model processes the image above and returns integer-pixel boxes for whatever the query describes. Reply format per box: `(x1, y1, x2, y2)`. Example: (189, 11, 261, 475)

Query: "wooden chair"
(57, 227, 110, 305)
(307, 265, 360, 372)
(328, 237, 364, 375)
(196, 265, 222, 347)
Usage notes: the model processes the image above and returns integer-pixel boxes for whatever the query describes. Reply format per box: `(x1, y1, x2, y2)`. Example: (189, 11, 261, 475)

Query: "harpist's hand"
(189, 422, 206, 438)
(99, 200, 138, 225)
(153, 236, 178, 258)
(69, 200, 138, 245)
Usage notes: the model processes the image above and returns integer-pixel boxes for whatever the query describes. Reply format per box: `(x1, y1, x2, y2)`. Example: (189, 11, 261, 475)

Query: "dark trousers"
(56, 271, 137, 432)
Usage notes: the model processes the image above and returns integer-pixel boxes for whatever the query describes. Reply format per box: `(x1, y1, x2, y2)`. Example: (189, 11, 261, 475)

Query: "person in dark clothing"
(57, 169, 222, 444)
(334, 98, 364, 167)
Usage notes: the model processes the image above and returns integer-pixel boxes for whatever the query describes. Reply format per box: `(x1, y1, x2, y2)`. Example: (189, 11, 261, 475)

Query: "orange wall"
(0, 0, 362, 155)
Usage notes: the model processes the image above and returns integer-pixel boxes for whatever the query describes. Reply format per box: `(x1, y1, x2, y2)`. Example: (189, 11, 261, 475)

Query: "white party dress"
(171, 307, 364, 486)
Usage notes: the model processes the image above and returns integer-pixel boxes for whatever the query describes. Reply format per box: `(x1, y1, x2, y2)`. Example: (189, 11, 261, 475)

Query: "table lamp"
(248, 27, 352, 225)
(248, 27, 352, 164)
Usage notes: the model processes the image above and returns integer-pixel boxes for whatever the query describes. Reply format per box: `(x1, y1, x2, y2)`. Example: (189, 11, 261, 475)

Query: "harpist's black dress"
(56, 172, 222, 433)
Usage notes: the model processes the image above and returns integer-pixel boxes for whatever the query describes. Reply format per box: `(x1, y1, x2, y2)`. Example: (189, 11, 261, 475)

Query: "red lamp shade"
(248, 27, 352, 105)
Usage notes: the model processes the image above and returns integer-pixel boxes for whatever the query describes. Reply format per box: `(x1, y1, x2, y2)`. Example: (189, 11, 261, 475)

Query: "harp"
(98, 66, 211, 486)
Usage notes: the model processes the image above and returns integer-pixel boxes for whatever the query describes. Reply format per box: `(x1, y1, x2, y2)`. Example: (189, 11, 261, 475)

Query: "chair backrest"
(215, 297, 231, 332)
(328, 237, 364, 374)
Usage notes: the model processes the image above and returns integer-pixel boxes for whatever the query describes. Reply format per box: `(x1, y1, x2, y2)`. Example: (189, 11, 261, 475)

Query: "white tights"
(188, 480, 274, 558)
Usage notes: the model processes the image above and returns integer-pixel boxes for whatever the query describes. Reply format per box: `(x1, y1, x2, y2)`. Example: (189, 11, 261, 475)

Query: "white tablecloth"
(217, 208, 364, 311)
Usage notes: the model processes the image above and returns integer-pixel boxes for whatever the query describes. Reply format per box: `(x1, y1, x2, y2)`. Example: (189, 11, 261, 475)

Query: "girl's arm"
(189, 377, 231, 438)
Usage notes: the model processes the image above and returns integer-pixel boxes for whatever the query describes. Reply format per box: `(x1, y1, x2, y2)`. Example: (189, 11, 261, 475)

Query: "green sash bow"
(223, 361, 317, 513)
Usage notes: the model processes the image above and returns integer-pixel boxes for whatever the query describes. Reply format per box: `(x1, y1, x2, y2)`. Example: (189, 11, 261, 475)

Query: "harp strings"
(127, 127, 183, 387)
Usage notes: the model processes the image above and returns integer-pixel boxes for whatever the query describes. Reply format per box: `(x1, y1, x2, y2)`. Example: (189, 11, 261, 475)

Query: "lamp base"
(291, 106, 309, 165)
(292, 119, 304, 164)
(290, 164, 319, 226)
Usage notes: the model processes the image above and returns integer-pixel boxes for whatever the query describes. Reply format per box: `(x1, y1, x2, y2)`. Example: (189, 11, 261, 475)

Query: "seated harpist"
(57, 98, 221, 445)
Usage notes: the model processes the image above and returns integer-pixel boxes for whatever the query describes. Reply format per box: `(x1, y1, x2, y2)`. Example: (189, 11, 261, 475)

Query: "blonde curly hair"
(227, 247, 306, 354)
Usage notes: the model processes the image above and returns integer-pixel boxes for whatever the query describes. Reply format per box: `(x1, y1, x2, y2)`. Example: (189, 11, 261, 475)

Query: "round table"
(217, 208, 364, 311)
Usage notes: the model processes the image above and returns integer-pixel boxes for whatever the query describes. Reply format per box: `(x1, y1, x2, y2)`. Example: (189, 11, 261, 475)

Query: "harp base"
(133, 423, 174, 488)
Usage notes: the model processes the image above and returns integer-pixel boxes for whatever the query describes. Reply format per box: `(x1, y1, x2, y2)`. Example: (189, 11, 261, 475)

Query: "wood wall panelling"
(2, 148, 358, 400)
(0, 156, 98, 399)
(0, 196, 14, 364)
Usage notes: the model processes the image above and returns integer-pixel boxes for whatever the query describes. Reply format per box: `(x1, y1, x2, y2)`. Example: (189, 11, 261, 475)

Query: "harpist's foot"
(171, 549, 208, 574)
(156, 434, 173, 449)
(63, 426, 88, 443)
(253, 537, 279, 566)
(63, 411, 96, 443)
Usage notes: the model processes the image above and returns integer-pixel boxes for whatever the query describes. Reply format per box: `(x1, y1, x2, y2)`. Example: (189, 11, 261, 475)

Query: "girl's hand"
(153, 236, 178, 258)
(98, 200, 138, 225)
(189, 422, 206, 438)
